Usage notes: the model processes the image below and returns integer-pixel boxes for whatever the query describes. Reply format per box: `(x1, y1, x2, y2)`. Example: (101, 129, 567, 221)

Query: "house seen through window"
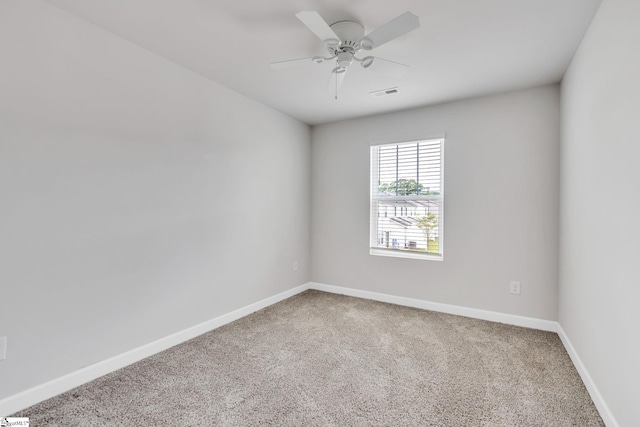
(370, 138, 444, 260)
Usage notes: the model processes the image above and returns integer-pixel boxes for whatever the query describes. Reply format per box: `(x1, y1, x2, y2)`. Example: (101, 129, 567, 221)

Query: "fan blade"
(360, 12, 420, 50)
(369, 57, 410, 78)
(325, 69, 347, 92)
(270, 57, 314, 69)
(296, 11, 340, 44)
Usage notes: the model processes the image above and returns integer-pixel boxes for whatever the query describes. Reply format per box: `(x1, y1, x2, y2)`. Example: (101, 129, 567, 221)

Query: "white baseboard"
(308, 282, 558, 332)
(309, 282, 617, 427)
(556, 325, 619, 427)
(2, 282, 617, 427)
(0, 283, 310, 417)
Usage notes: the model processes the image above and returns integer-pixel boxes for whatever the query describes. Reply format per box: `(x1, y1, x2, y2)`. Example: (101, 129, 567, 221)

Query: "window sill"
(370, 248, 443, 261)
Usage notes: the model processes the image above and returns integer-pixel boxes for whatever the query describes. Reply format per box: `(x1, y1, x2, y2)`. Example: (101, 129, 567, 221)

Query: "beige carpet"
(15, 290, 603, 426)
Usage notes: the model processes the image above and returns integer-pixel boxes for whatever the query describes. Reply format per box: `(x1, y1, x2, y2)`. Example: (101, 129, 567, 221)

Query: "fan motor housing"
(328, 20, 364, 54)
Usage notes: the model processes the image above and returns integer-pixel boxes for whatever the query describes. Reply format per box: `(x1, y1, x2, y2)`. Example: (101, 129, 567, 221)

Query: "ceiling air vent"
(370, 87, 400, 97)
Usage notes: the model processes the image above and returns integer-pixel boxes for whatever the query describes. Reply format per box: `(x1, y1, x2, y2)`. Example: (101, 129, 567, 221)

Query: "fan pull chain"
(335, 60, 339, 101)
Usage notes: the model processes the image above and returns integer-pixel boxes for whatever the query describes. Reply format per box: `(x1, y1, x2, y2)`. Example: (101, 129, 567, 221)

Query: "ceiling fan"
(271, 11, 420, 95)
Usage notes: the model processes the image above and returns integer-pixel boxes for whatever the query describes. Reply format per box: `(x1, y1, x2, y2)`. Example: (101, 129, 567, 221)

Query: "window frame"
(369, 136, 445, 261)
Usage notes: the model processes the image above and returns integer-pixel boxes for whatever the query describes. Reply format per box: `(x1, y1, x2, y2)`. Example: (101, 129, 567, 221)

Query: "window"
(370, 138, 444, 260)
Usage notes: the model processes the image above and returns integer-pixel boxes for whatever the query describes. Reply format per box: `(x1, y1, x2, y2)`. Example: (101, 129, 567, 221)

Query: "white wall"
(0, 0, 310, 400)
(311, 85, 560, 320)
(560, 0, 640, 425)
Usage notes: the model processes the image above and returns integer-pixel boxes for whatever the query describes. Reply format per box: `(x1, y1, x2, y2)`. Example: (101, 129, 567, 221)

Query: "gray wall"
(0, 0, 310, 399)
(5, 1, 637, 424)
(311, 85, 560, 320)
(560, 0, 640, 425)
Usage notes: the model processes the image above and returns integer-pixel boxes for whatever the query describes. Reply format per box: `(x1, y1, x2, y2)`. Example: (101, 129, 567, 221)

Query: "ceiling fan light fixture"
(336, 51, 353, 69)
(274, 10, 420, 94)
(359, 37, 374, 50)
(361, 56, 374, 68)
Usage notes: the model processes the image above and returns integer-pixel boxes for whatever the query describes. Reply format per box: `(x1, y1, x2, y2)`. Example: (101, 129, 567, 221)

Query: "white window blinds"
(370, 138, 444, 260)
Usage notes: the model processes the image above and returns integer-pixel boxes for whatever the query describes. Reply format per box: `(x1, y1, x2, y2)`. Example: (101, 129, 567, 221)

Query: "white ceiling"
(44, 0, 602, 125)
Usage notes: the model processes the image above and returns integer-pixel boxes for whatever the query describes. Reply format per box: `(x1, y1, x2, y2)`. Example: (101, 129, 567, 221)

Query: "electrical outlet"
(293, 261, 298, 272)
(0, 336, 6, 361)
(510, 281, 521, 295)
